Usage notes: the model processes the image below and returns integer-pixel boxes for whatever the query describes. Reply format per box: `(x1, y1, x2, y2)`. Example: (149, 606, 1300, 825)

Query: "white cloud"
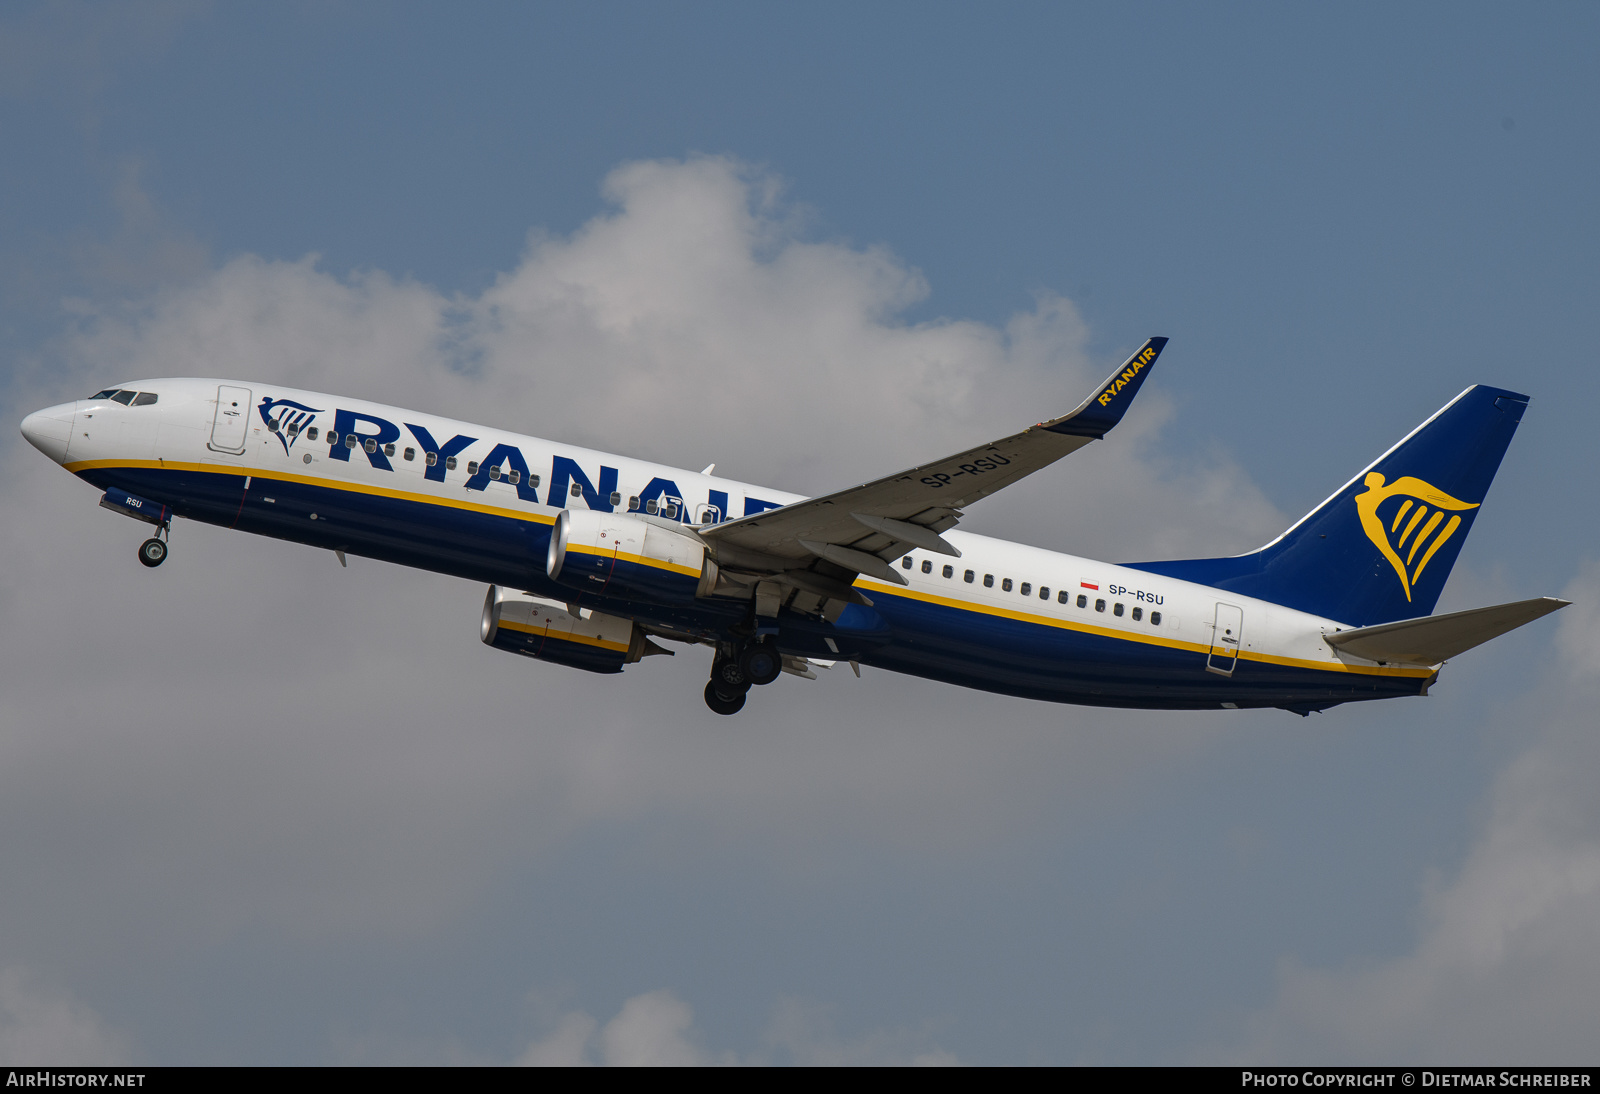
(0, 971, 134, 1066)
(515, 990, 959, 1066)
(517, 991, 718, 1066)
(1208, 563, 1600, 1063)
(515, 1012, 600, 1067)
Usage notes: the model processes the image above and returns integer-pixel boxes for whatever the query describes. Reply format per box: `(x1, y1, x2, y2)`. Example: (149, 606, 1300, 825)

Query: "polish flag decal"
(1080, 582, 1099, 590)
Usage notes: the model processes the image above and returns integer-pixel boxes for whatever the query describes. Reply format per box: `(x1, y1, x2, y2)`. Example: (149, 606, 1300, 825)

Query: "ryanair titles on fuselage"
(254, 394, 786, 523)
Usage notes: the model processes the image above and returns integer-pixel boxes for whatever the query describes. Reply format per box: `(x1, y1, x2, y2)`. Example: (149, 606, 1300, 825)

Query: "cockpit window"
(88, 389, 158, 406)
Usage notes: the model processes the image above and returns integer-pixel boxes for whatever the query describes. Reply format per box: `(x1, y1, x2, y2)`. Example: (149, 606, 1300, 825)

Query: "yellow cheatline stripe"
(71, 460, 1427, 680)
(497, 618, 631, 652)
(854, 579, 1433, 679)
(65, 458, 558, 527)
(566, 543, 700, 578)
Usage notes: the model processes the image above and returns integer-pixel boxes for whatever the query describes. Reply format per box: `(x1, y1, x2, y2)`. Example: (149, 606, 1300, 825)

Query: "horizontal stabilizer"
(1323, 597, 1569, 666)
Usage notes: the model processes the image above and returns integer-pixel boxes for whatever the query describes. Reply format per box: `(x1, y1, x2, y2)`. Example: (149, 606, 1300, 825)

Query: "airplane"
(18, 337, 1568, 716)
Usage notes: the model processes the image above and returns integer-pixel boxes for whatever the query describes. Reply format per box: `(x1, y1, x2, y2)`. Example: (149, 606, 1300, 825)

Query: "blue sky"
(2, 2, 1597, 1064)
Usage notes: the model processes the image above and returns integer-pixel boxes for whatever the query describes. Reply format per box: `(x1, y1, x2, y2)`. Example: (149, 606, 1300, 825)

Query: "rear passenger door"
(1206, 602, 1244, 676)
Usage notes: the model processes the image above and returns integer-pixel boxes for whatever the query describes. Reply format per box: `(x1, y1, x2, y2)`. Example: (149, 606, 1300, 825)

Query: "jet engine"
(545, 509, 719, 606)
(480, 586, 669, 674)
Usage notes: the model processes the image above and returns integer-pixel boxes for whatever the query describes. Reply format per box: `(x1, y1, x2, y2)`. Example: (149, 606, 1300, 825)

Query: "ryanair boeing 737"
(18, 338, 1567, 715)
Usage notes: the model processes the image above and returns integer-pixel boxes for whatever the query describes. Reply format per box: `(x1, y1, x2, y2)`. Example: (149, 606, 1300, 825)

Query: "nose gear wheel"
(138, 537, 168, 567)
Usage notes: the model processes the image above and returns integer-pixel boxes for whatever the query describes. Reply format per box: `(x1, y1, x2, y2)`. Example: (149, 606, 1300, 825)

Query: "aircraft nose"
(20, 403, 76, 464)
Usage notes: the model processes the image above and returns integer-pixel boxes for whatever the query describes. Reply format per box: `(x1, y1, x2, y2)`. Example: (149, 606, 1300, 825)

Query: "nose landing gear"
(137, 521, 171, 568)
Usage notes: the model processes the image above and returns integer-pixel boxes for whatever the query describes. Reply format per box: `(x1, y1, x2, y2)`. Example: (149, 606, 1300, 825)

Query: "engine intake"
(480, 586, 666, 674)
(546, 509, 718, 606)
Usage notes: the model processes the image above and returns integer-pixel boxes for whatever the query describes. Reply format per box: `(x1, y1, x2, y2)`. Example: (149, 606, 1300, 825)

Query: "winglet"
(1044, 337, 1167, 438)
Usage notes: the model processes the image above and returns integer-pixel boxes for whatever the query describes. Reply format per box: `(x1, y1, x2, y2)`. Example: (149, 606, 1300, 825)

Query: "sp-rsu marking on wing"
(919, 454, 1013, 489)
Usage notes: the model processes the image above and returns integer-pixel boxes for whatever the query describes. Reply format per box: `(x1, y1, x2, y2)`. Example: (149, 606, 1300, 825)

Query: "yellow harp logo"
(1355, 473, 1479, 601)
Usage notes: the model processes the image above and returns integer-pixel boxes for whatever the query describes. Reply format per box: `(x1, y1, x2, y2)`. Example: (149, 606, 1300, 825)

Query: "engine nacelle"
(480, 586, 660, 674)
(545, 509, 718, 606)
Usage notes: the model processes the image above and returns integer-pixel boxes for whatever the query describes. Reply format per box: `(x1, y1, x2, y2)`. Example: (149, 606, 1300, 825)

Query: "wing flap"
(1323, 597, 1569, 665)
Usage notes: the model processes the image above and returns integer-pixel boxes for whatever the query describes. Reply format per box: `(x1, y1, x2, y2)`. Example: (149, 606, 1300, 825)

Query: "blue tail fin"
(1125, 385, 1529, 626)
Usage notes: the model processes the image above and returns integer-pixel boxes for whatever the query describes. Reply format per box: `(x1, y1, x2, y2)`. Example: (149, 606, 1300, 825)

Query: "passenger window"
(1132, 607, 1143, 621)
(286, 421, 300, 434)
(467, 461, 479, 475)
(921, 560, 932, 574)
(424, 451, 436, 466)
(646, 499, 659, 515)
(610, 491, 622, 507)
(111, 390, 136, 405)
(964, 570, 975, 583)
(384, 443, 395, 457)
(131, 392, 158, 406)
(404, 448, 415, 461)
(1058, 590, 1069, 604)
(628, 495, 640, 511)
(509, 470, 521, 484)
(983, 574, 994, 588)
(346, 436, 358, 449)
(570, 483, 582, 498)
(530, 475, 540, 488)
(327, 432, 338, 445)
(943, 565, 953, 579)
(445, 456, 457, 471)
(266, 418, 280, 431)
(1114, 603, 1124, 617)
(665, 500, 680, 518)
(1151, 612, 1162, 626)
(1077, 594, 1087, 608)
(1002, 578, 1013, 592)
(1040, 586, 1049, 600)
(488, 465, 501, 479)
(363, 438, 376, 453)
(1095, 599, 1106, 612)
(902, 557, 913, 570)
(1019, 582, 1031, 596)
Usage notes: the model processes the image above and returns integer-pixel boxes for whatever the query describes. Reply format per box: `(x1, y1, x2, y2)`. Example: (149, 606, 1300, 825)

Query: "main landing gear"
(703, 637, 783, 715)
(137, 523, 171, 568)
